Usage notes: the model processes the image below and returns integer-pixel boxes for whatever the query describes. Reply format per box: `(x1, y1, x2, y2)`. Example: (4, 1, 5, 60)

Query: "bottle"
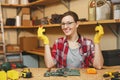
(88, 0, 96, 21)
(96, 0, 111, 20)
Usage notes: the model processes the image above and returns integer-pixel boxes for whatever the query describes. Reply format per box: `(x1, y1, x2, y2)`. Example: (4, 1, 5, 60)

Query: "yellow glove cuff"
(43, 36, 49, 45)
(94, 35, 100, 44)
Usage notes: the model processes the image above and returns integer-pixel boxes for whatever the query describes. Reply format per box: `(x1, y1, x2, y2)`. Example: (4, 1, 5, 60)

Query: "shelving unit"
(1, 0, 120, 49)
(0, 0, 120, 66)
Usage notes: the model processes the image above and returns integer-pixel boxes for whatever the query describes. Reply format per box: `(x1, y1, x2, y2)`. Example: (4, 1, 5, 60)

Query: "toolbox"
(102, 49, 120, 66)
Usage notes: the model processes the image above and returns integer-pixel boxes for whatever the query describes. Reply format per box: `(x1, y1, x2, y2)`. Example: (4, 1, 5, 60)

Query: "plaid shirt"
(51, 36, 95, 68)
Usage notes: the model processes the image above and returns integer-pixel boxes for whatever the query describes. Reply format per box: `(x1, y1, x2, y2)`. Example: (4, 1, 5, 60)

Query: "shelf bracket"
(107, 24, 120, 49)
(107, 24, 119, 37)
(61, 0, 70, 11)
(16, 28, 20, 44)
(116, 24, 120, 49)
(31, 5, 45, 17)
(37, 6, 45, 17)
(16, 7, 22, 15)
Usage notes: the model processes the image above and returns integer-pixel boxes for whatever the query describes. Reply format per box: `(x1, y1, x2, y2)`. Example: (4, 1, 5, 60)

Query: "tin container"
(7, 0, 19, 4)
(113, 4, 120, 19)
(20, 0, 29, 4)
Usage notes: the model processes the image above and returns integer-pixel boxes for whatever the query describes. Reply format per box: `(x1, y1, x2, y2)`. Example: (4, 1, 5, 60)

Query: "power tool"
(21, 68, 32, 78)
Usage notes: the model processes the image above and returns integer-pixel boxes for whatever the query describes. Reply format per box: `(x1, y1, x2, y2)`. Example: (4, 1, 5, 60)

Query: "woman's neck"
(67, 33, 79, 42)
(67, 34, 79, 49)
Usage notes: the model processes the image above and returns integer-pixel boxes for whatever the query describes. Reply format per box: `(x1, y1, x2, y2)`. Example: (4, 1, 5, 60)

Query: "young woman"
(37, 11, 104, 69)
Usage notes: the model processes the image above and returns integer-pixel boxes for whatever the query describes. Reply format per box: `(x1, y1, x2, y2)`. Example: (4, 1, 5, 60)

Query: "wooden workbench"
(17, 66, 120, 80)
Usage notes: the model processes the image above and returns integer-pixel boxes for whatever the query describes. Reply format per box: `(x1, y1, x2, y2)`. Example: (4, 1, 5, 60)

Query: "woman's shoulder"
(80, 36, 91, 40)
(80, 36, 93, 43)
(56, 37, 66, 41)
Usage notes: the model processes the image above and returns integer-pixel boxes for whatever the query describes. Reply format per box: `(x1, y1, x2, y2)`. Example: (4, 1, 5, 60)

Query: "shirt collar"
(63, 34, 82, 44)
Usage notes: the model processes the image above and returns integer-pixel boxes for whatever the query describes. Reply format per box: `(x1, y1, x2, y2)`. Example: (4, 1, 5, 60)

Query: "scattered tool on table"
(44, 68, 80, 77)
(103, 71, 120, 80)
(87, 68, 97, 74)
(21, 68, 32, 78)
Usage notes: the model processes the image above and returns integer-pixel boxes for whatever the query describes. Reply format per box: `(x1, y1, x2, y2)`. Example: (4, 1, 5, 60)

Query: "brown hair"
(61, 11, 79, 22)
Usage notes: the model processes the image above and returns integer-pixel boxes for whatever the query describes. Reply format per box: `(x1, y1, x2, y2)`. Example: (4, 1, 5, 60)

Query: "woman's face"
(61, 15, 78, 36)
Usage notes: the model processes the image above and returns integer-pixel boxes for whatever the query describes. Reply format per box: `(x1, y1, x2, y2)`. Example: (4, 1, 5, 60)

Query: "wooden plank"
(27, 0, 60, 6)
(26, 50, 44, 56)
(79, 19, 119, 26)
(4, 20, 120, 29)
(25, 47, 45, 56)
(1, 0, 60, 7)
(4, 24, 60, 29)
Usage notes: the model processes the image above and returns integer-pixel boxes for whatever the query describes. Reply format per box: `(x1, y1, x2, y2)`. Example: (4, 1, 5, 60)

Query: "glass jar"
(88, 0, 111, 21)
(88, 0, 96, 21)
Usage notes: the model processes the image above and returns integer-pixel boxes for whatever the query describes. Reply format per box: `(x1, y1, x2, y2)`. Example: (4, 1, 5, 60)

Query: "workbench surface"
(17, 66, 120, 80)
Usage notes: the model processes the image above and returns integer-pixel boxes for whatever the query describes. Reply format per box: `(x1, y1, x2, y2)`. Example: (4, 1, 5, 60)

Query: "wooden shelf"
(4, 24, 60, 29)
(1, 0, 60, 7)
(4, 20, 120, 29)
(79, 19, 119, 26)
(25, 47, 44, 56)
(27, 0, 60, 6)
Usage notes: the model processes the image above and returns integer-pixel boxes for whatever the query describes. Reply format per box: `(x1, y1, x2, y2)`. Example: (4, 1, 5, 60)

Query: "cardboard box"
(21, 8, 30, 14)
(22, 14, 30, 20)
(6, 44, 20, 52)
(20, 37, 39, 51)
(22, 20, 32, 26)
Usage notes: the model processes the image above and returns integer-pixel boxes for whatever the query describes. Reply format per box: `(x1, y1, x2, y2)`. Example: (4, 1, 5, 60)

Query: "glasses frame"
(61, 22, 75, 27)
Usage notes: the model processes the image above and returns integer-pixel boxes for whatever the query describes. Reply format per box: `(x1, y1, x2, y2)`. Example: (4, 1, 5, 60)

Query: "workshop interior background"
(0, 0, 118, 67)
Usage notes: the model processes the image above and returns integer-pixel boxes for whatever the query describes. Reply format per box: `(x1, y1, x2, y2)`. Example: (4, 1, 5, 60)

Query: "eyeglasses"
(61, 22, 75, 27)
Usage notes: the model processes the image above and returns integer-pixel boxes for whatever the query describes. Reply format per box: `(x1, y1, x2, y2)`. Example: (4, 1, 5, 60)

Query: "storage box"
(22, 14, 30, 20)
(102, 49, 120, 66)
(20, 37, 39, 51)
(113, 4, 120, 19)
(22, 20, 32, 26)
(20, 0, 29, 5)
(21, 8, 30, 14)
(6, 44, 20, 52)
(7, 0, 19, 4)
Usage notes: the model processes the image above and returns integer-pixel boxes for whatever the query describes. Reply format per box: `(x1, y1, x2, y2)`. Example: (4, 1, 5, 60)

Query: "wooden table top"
(17, 66, 120, 80)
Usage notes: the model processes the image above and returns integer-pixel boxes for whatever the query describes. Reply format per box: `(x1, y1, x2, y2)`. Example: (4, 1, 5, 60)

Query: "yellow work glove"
(94, 24, 104, 44)
(0, 71, 7, 80)
(7, 70, 20, 80)
(37, 26, 49, 45)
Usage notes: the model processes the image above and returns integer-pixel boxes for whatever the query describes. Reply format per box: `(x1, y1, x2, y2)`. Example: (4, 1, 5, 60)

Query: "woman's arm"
(37, 27, 55, 68)
(93, 24, 104, 69)
(44, 44, 55, 68)
(93, 44, 104, 69)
